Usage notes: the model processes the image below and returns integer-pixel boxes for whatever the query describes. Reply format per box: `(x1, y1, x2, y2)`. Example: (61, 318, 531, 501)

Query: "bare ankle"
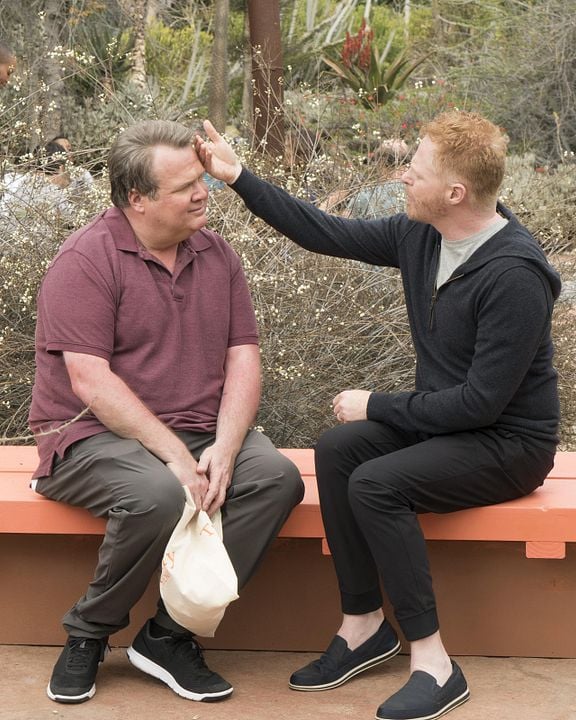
(338, 610, 384, 651)
(409, 632, 452, 685)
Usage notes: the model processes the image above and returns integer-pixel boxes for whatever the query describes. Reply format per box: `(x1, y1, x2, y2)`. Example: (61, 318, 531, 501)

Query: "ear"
(127, 188, 145, 213)
(447, 182, 466, 206)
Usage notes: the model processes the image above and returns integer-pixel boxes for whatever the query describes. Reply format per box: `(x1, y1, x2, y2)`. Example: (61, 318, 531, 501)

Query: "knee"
(315, 424, 355, 462)
(124, 471, 185, 532)
(151, 477, 185, 528)
(348, 465, 405, 514)
(314, 426, 357, 490)
(269, 455, 305, 507)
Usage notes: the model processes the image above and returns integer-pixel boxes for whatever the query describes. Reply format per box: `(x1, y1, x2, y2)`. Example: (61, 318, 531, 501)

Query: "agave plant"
(322, 19, 429, 109)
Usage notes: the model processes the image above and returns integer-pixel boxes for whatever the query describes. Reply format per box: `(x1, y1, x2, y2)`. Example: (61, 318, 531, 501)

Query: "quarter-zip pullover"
(232, 168, 561, 446)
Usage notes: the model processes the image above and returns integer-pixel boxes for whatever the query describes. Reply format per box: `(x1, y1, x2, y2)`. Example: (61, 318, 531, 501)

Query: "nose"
(190, 177, 208, 201)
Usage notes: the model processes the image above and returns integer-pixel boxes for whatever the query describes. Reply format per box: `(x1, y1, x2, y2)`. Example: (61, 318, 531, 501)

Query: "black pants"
(315, 421, 555, 642)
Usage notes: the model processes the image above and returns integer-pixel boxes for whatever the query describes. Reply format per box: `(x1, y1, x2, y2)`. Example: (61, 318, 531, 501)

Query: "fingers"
(203, 119, 220, 142)
(204, 488, 226, 517)
(332, 394, 343, 422)
(202, 478, 226, 515)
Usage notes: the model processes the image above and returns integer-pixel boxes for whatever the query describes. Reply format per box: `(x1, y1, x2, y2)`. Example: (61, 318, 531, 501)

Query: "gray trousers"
(35, 429, 304, 639)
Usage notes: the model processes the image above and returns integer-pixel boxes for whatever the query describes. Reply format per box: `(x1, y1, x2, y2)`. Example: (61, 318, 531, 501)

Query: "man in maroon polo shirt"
(28, 119, 304, 705)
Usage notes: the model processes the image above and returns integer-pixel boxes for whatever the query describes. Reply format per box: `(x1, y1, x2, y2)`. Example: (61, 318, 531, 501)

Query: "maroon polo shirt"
(29, 207, 259, 478)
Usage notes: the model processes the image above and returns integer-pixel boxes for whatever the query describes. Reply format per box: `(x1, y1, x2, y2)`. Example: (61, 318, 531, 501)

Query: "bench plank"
(1, 446, 575, 559)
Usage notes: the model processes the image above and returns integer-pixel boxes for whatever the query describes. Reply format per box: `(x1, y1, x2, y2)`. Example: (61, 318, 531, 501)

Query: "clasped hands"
(168, 442, 233, 518)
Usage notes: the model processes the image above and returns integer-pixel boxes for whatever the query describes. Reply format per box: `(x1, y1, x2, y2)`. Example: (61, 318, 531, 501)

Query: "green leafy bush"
(322, 19, 428, 109)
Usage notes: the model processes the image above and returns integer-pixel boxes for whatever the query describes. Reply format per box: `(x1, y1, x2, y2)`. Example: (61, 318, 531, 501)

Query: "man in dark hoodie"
(196, 111, 561, 720)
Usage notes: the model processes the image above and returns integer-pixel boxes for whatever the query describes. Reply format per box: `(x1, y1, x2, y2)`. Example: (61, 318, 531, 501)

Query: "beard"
(405, 193, 449, 224)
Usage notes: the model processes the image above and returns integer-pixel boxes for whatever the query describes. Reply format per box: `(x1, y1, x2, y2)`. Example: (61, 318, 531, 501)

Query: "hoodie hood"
(457, 203, 562, 300)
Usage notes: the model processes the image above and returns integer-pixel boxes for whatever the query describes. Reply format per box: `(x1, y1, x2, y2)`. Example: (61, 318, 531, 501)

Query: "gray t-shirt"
(436, 216, 508, 289)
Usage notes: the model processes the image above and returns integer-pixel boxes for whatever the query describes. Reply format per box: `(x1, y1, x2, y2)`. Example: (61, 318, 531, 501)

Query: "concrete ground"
(1, 646, 575, 720)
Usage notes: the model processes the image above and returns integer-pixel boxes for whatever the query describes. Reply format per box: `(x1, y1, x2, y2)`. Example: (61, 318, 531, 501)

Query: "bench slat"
(4, 446, 575, 477)
(1, 447, 575, 559)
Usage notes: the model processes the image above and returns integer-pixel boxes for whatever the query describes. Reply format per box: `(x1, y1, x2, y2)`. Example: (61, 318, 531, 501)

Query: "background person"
(0, 40, 16, 87)
(48, 134, 95, 192)
(196, 111, 561, 720)
(0, 140, 77, 238)
(28, 119, 304, 706)
(320, 138, 410, 218)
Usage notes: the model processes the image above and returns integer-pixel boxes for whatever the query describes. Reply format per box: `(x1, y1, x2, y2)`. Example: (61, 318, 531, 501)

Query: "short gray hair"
(108, 120, 195, 208)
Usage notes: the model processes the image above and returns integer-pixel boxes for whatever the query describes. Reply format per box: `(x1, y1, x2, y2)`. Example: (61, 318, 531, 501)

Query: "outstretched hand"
(195, 120, 243, 185)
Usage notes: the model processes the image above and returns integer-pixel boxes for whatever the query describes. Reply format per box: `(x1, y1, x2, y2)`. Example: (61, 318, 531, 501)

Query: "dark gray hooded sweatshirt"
(232, 169, 561, 447)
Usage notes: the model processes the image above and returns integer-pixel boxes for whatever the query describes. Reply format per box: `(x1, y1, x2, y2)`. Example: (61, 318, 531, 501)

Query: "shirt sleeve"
(227, 248, 259, 347)
(38, 248, 117, 360)
(232, 167, 406, 268)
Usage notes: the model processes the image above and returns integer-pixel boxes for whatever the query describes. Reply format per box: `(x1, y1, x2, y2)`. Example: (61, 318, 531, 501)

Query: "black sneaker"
(289, 619, 401, 691)
(47, 636, 108, 704)
(376, 660, 470, 720)
(127, 619, 233, 702)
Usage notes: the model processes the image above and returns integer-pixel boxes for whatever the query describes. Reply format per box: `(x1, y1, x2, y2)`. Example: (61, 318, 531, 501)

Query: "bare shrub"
(0, 116, 574, 451)
(551, 254, 576, 451)
(501, 155, 576, 255)
(210, 186, 414, 447)
(0, 175, 110, 441)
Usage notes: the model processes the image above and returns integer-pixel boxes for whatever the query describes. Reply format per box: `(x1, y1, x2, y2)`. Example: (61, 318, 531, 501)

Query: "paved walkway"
(1, 646, 575, 720)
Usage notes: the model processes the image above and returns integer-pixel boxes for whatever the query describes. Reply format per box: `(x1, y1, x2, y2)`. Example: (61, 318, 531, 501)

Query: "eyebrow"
(171, 176, 203, 193)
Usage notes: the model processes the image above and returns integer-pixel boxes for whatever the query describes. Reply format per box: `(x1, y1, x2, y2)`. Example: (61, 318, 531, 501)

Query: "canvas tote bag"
(160, 486, 239, 637)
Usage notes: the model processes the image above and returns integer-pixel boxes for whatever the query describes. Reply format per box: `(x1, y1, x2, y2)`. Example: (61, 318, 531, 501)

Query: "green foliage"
(322, 19, 429, 109)
(415, 0, 576, 163)
(66, 25, 136, 98)
(146, 19, 212, 104)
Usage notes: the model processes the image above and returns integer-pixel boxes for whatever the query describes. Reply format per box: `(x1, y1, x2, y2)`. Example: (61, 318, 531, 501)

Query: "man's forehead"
(151, 143, 198, 161)
(411, 136, 436, 166)
(151, 144, 204, 183)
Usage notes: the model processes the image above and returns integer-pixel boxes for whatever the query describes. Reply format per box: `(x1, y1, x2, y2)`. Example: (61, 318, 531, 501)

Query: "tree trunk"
(42, 0, 67, 139)
(246, 0, 284, 156)
(241, 13, 253, 128)
(118, 0, 148, 89)
(208, 0, 229, 133)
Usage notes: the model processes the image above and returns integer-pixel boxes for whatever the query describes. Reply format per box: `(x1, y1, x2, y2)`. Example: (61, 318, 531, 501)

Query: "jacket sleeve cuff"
(366, 391, 387, 422)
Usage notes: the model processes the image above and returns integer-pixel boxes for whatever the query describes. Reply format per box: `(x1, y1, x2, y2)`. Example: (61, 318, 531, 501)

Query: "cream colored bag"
(160, 487, 239, 637)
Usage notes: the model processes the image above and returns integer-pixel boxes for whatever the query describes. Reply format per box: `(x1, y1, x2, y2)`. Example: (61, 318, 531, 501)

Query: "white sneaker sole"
(126, 646, 233, 702)
(375, 686, 471, 720)
(46, 682, 96, 703)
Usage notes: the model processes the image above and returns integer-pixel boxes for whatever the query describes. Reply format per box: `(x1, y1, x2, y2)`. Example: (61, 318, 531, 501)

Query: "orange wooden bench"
(1, 446, 576, 559)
